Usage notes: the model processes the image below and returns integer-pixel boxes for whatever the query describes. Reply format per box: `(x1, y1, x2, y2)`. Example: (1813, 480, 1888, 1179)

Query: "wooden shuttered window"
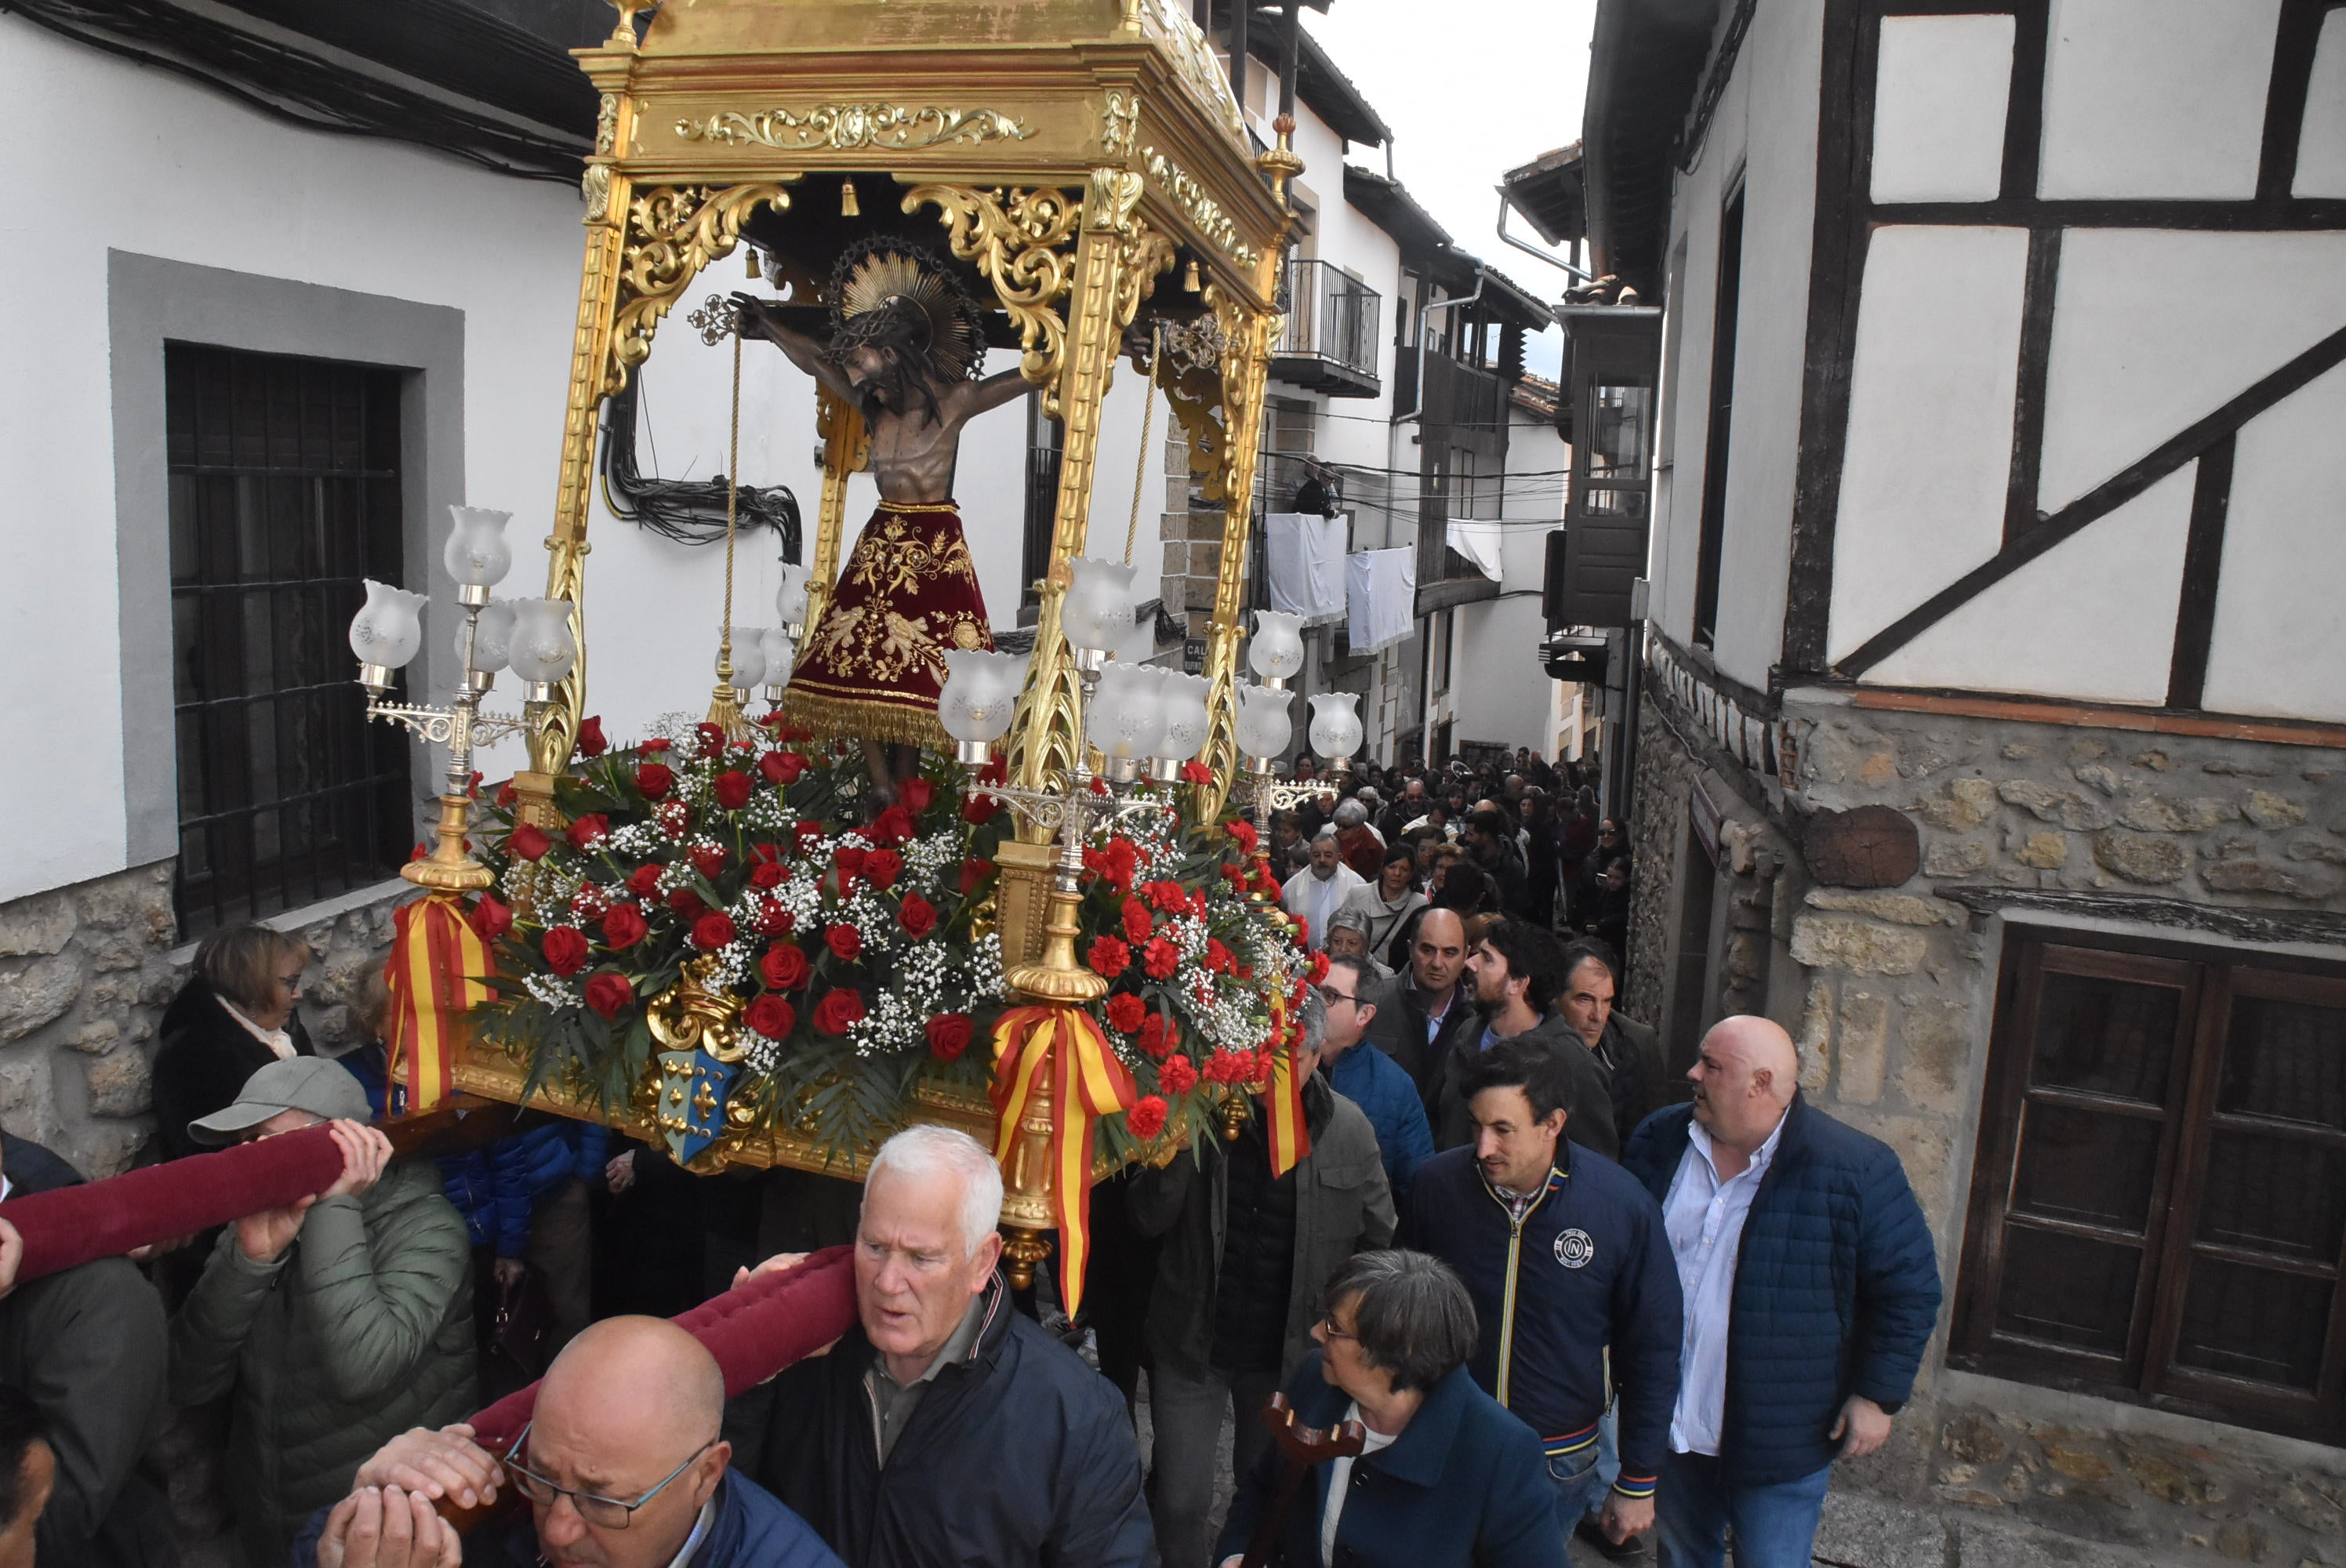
(1954, 930, 2346, 1443)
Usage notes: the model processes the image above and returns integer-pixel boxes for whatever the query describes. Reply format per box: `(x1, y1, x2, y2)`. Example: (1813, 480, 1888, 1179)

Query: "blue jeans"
(1587, 1405, 1621, 1519)
(1655, 1451, 1832, 1568)
(1549, 1444, 1609, 1541)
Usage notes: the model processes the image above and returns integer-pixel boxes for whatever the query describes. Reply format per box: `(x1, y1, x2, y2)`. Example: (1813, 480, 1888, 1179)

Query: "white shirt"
(1320, 1403, 1400, 1563)
(1661, 1110, 1788, 1456)
(220, 997, 297, 1061)
(1282, 862, 1366, 951)
(665, 1491, 717, 1568)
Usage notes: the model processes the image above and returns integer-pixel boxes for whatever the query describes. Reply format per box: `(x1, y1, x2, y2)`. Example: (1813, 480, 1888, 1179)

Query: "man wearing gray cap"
(169, 1056, 474, 1566)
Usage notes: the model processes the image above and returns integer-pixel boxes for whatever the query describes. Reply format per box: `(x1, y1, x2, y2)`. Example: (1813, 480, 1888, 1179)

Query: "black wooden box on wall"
(1552, 303, 1663, 628)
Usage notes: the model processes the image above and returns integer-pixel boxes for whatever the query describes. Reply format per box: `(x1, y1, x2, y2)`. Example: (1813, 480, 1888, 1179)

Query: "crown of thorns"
(827, 238, 986, 383)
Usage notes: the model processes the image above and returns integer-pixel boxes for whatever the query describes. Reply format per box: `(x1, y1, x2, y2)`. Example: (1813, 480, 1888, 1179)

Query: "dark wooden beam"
(2257, 0, 2335, 203)
(2164, 432, 2236, 711)
(2003, 226, 2062, 543)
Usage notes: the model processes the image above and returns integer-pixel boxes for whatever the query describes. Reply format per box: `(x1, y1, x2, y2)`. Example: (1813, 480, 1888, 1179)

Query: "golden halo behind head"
(828, 238, 984, 383)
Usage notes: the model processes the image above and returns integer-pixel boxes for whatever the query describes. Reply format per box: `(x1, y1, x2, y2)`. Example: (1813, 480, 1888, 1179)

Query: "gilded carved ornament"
(1099, 88, 1142, 158)
(607, 183, 790, 397)
(901, 184, 1083, 390)
(674, 102, 1035, 152)
(1136, 0, 1246, 141)
(1141, 147, 1259, 268)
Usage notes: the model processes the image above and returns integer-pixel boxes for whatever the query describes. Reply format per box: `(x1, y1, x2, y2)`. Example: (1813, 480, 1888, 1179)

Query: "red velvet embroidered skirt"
(783, 500, 993, 749)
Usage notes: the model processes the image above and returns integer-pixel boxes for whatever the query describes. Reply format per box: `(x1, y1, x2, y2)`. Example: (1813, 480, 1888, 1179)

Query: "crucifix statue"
(732, 239, 1030, 798)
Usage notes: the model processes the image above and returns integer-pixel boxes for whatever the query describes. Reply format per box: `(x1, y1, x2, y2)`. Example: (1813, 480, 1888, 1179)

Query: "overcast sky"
(1303, 0, 1599, 376)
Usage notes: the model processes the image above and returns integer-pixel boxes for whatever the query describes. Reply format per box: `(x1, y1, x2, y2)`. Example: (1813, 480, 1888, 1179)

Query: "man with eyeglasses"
(1316, 956, 1432, 1203)
(302, 1315, 841, 1568)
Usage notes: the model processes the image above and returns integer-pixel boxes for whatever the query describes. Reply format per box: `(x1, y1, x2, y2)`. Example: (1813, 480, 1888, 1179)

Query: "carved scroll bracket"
(607, 183, 793, 398)
(902, 184, 1084, 391)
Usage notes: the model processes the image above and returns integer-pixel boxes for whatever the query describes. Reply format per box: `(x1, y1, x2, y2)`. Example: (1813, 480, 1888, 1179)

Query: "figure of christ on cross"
(732, 240, 1033, 802)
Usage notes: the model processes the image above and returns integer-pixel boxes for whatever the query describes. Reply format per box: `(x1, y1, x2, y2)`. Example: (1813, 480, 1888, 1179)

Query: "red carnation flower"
(1146, 880, 1188, 916)
(744, 993, 797, 1040)
(959, 857, 995, 895)
(896, 894, 937, 939)
(962, 793, 1001, 825)
(584, 971, 633, 1020)
(1309, 951, 1331, 985)
(750, 860, 786, 890)
(1106, 993, 1147, 1035)
(1204, 938, 1235, 974)
(863, 849, 903, 891)
(1088, 936, 1131, 977)
(1143, 938, 1180, 980)
(636, 762, 674, 799)
(690, 844, 728, 881)
(565, 814, 610, 852)
(541, 926, 590, 977)
(926, 1012, 973, 1062)
(813, 987, 866, 1036)
(472, 894, 514, 941)
(760, 942, 810, 991)
(627, 863, 664, 898)
(759, 750, 806, 786)
(825, 924, 862, 963)
(694, 721, 724, 758)
(1088, 775, 1109, 796)
(691, 912, 737, 952)
(601, 902, 648, 949)
(507, 822, 552, 862)
(1125, 1095, 1169, 1142)
(1158, 1054, 1198, 1094)
(1181, 760, 1212, 785)
(1120, 897, 1153, 946)
(495, 782, 518, 808)
(1137, 1011, 1171, 1059)
(754, 898, 794, 936)
(1227, 819, 1259, 853)
(714, 771, 754, 811)
(899, 777, 936, 812)
(577, 715, 608, 757)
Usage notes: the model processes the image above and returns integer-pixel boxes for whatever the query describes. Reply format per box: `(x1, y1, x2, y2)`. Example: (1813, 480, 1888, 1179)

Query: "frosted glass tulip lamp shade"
(1085, 662, 1169, 781)
(1247, 610, 1305, 684)
(939, 649, 1027, 765)
(1234, 681, 1295, 769)
(775, 563, 811, 632)
(442, 507, 514, 604)
(350, 579, 427, 691)
(1062, 558, 1138, 665)
(726, 630, 768, 693)
(1150, 672, 1211, 776)
(467, 601, 515, 676)
(758, 624, 797, 699)
(1308, 691, 1364, 768)
(507, 599, 578, 699)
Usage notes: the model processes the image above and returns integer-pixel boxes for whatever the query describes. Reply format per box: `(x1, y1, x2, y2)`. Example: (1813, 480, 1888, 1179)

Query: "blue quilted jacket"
(1619, 1095, 1943, 1486)
(438, 1121, 609, 1259)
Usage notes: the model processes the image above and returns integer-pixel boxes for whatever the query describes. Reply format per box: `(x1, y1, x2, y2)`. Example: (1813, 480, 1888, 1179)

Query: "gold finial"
(1257, 112, 1305, 208)
(603, 1, 651, 48)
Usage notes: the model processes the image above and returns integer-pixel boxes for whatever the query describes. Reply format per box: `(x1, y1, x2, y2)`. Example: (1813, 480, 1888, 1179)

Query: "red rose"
(1120, 897, 1153, 946)
(541, 927, 590, 976)
(1106, 993, 1147, 1034)
(1125, 1095, 1168, 1142)
(899, 777, 936, 812)
(813, 987, 866, 1036)
(690, 844, 728, 881)
(692, 912, 738, 951)
(636, 762, 674, 799)
(577, 716, 608, 757)
(627, 863, 664, 898)
(760, 942, 810, 990)
(896, 894, 937, 938)
(758, 749, 808, 786)
(869, 804, 915, 847)
(754, 898, 794, 936)
(833, 846, 867, 893)
(1143, 938, 1180, 980)
(694, 722, 724, 758)
(567, 814, 610, 852)
(926, 1013, 974, 1062)
(959, 857, 995, 895)
(744, 994, 797, 1040)
(863, 849, 903, 891)
(826, 924, 862, 963)
(750, 860, 786, 889)
(640, 738, 673, 753)
(962, 793, 1000, 825)
(472, 894, 514, 941)
(1158, 1054, 1198, 1094)
(1088, 936, 1131, 977)
(494, 782, 518, 808)
(667, 887, 706, 920)
(1137, 1011, 1171, 1059)
(601, 902, 648, 949)
(714, 771, 754, 811)
(1204, 938, 1234, 974)
(508, 822, 552, 862)
(584, 971, 633, 1020)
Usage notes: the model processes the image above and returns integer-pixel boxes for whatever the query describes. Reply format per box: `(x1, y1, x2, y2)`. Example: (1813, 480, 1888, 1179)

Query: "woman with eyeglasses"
(154, 924, 319, 1164)
(1216, 1250, 1566, 1567)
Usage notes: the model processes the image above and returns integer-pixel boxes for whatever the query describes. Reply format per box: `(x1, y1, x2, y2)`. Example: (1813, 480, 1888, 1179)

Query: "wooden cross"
(1239, 1392, 1369, 1568)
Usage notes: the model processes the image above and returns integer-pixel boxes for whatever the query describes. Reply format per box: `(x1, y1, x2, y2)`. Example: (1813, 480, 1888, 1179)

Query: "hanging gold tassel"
(1183, 259, 1201, 292)
(746, 249, 761, 279)
(840, 179, 861, 217)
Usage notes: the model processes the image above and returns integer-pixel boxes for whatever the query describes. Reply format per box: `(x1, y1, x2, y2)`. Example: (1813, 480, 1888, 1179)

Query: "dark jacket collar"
(1362, 1364, 1479, 1487)
(0, 1132, 83, 1198)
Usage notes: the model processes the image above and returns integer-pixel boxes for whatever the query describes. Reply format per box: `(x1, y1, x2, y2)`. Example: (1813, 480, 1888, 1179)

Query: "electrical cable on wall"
(597, 376, 804, 559)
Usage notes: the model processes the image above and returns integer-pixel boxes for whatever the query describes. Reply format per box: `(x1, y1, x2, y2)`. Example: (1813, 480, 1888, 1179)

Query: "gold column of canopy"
(481, 0, 1298, 1237)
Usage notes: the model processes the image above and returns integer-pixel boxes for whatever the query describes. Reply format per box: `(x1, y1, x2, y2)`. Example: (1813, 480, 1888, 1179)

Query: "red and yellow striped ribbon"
(386, 891, 492, 1112)
(989, 1004, 1137, 1316)
(1263, 989, 1311, 1178)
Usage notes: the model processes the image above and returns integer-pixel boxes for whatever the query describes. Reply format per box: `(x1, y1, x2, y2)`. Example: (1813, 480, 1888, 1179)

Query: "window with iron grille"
(168, 344, 413, 935)
(1953, 927, 2346, 1443)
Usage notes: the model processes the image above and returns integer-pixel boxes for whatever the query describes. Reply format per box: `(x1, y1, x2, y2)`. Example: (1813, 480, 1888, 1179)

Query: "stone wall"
(1624, 697, 1698, 1026)
(0, 862, 412, 1178)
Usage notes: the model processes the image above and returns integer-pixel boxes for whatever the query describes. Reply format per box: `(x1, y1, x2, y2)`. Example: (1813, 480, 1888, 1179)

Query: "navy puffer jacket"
(1619, 1095, 1943, 1486)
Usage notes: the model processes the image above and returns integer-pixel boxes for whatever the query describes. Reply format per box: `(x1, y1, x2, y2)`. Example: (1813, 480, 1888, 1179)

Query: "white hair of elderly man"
(864, 1124, 1004, 1258)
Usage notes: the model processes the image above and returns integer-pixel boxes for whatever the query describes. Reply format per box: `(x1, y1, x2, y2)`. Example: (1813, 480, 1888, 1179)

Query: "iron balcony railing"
(1275, 259, 1382, 388)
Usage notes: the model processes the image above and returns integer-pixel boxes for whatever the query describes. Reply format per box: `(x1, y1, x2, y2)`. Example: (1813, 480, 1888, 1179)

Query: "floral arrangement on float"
(463, 708, 1321, 1174)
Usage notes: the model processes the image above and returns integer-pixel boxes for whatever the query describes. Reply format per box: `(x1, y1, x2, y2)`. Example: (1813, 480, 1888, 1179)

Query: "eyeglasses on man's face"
(1316, 1312, 1360, 1344)
(501, 1421, 715, 1529)
(1313, 984, 1359, 1011)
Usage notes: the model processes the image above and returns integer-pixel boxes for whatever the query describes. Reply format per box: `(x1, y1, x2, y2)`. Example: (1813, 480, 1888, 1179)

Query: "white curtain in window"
(1446, 519, 1506, 582)
(1346, 547, 1417, 654)
(1266, 512, 1349, 616)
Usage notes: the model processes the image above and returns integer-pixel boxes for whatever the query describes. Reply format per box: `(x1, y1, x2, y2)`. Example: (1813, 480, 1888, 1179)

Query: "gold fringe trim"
(781, 686, 950, 750)
(872, 499, 960, 514)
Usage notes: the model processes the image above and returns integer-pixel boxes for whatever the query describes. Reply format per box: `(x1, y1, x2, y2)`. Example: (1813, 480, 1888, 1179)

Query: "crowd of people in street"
(0, 745, 1944, 1568)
